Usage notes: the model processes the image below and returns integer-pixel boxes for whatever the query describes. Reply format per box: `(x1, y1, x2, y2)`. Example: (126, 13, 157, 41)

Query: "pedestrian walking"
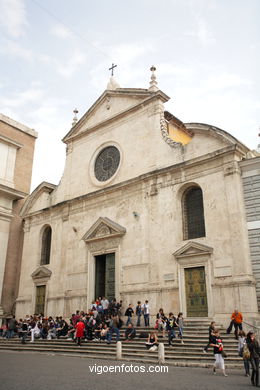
(246, 331, 260, 387)
(203, 321, 216, 353)
(238, 330, 250, 377)
(177, 312, 184, 344)
(210, 329, 228, 377)
(107, 314, 120, 343)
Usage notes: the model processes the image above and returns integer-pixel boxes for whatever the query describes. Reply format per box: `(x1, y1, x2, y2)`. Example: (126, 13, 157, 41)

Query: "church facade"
(16, 72, 259, 323)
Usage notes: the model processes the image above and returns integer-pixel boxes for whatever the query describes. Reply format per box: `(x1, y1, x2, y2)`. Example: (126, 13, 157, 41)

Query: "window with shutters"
(183, 186, 206, 240)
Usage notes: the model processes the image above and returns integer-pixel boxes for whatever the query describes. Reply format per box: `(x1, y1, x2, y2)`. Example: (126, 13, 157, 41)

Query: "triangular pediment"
(31, 266, 52, 280)
(82, 217, 126, 243)
(20, 181, 56, 217)
(173, 241, 213, 258)
(63, 88, 169, 143)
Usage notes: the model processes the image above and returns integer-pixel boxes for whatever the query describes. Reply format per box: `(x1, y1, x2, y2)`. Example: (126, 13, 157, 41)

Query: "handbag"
(221, 350, 227, 358)
(243, 344, 250, 359)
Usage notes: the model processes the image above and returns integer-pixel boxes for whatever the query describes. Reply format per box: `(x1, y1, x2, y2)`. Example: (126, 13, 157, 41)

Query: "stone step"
(0, 337, 238, 346)
(0, 347, 241, 368)
(0, 335, 238, 344)
(0, 340, 240, 354)
(0, 345, 243, 368)
(0, 327, 241, 369)
(0, 342, 243, 368)
(0, 344, 241, 360)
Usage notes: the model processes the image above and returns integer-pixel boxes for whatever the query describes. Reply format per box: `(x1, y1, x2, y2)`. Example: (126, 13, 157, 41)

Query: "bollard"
(116, 340, 122, 360)
(158, 342, 165, 365)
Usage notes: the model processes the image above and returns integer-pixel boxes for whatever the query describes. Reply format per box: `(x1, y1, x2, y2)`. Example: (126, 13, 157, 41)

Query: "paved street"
(0, 351, 251, 390)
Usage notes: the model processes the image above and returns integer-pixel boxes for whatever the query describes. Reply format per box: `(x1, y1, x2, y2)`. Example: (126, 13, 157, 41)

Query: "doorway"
(95, 253, 115, 301)
(35, 285, 46, 315)
(184, 266, 208, 317)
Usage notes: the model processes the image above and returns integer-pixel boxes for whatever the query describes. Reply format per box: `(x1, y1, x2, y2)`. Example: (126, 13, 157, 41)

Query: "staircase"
(0, 319, 243, 368)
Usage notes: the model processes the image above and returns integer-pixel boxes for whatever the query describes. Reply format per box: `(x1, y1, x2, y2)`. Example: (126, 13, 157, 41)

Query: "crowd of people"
(1, 301, 259, 384)
(0, 298, 184, 348)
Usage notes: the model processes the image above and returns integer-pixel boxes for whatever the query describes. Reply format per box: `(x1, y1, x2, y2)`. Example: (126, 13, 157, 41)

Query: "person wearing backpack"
(238, 330, 250, 376)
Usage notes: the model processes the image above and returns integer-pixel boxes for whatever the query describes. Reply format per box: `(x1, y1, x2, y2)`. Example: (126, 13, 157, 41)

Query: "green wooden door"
(105, 253, 115, 300)
(35, 285, 46, 315)
(185, 267, 208, 317)
(95, 255, 106, 299)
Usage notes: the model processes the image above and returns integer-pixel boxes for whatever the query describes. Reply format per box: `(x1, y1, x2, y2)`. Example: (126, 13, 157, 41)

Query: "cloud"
(1, 39, 33, 61)
(50, 23, 72, 39)
(185, 16, 215, 46)
(54, 49, 87, 78)
(157, 63, 194, 79)
(110, 43, 153, 66)
(0, 0, 28, 38)
(203, 72, 252, 90)
(0, 84, 46, 108)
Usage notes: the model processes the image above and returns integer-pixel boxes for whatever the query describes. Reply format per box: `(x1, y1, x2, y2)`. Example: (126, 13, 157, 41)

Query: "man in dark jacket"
(7, 316, 17, 339)
(21, 320, 28, 344)
(246, 331, 260, 386)
(125, 304, 134, 326)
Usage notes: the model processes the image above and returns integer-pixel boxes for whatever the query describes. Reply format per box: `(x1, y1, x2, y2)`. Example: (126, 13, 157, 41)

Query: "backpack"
(139, 332, 149, 338)
(136, 305, 142, 315)
(243, 344, 250, 359)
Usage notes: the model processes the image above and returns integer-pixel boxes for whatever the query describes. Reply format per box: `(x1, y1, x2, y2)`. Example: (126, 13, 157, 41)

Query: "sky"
(0, 0, 260, 191)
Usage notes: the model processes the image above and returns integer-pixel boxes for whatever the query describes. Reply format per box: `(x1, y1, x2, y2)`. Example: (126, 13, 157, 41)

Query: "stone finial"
(72, 108, 79, 126)
(149, 65, 159, 92)
(107, 76, 120, 90)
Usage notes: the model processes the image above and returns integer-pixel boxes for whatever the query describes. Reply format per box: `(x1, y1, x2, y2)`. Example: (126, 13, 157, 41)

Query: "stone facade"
(240, 156, 260, 312)
(16, 77, 259, 323)
(0, 114, 37, 322)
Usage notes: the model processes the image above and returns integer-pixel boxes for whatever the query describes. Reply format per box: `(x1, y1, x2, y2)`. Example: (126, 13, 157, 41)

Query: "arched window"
(183, 186, 205, 240)
(40, 226, 52, 265)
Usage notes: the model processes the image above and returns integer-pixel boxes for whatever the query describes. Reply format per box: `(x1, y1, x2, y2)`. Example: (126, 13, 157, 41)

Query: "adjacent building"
(0, 114, 37, 323)
(241, 156, 260, 311)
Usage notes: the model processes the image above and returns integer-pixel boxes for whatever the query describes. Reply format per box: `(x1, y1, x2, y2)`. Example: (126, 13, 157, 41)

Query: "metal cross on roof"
(109, 63, 117, 76)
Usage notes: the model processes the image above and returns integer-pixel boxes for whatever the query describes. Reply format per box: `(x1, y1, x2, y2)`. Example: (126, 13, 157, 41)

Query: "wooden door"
(35, 285, 46, 315)
(105, 253, 115, 300)
(95, 255, 106, 299)
(185, 267, 208, 317)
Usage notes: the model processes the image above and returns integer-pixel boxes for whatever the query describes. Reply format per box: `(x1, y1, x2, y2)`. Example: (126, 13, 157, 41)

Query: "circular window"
(94, 146, 120, 182)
